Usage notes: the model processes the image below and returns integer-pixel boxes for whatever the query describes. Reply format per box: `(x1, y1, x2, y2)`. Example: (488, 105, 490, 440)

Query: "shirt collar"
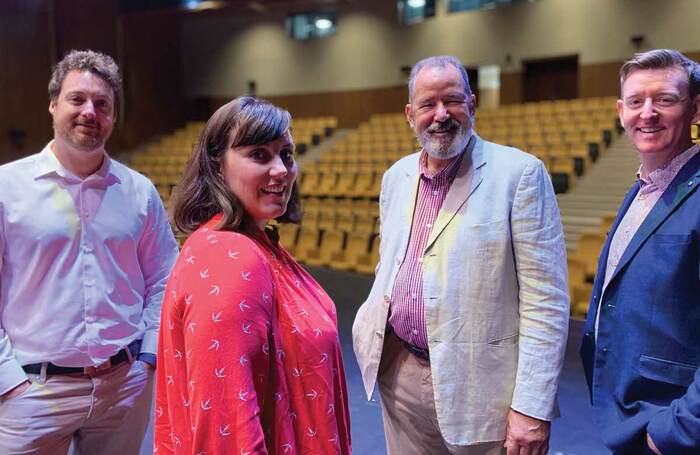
(637, 144, 700, 192)
(33, 141, 115, 182)
(418, 138, 470, 182)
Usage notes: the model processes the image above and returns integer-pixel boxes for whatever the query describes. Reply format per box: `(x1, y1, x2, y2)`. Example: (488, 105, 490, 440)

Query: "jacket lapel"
(591, 180, 641, 294)
(607, 152, 700, 285)
(395, 155, 422, 262)
(424, 135, 484, 253)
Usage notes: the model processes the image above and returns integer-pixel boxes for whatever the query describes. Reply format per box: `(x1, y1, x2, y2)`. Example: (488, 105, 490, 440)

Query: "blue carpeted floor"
(133, 266, 608, 455)
(305, 266, 609, 455)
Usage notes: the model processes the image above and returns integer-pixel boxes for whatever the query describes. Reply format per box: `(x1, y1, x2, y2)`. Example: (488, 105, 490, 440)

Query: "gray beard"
(420, 126, 472, 160)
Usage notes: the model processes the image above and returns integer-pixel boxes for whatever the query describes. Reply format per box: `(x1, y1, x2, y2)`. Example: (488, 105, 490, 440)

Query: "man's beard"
(417, 118, 471, 160)
(54, 121, 107, 152)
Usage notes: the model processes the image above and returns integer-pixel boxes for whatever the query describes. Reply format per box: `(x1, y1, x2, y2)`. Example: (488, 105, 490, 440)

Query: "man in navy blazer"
(580, 48, 700, 454)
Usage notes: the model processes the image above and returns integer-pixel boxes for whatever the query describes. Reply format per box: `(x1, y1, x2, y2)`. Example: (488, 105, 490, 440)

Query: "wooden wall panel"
(500, 71, 523, 105)
(116, 10, 185, 150)
(211, 85, 408, 129)
(0, 6, 52, 164)
(53, 0, 118, 57)
(523, 55, 579, 102)
(579, 60, 622, 99)
(0, 1, 185, 163)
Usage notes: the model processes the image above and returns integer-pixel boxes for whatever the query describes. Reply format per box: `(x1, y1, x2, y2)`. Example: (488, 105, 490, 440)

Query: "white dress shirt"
(0, 143, 178, 394)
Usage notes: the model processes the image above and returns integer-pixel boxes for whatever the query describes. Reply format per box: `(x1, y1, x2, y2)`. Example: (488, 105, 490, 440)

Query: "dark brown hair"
(171, 96, 301, 234)
(49, 49, 122, 117)
(620, 49, 700, 98)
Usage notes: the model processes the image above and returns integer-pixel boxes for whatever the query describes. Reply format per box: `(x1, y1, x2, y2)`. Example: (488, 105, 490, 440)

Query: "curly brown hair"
(48, 49, 121, 117)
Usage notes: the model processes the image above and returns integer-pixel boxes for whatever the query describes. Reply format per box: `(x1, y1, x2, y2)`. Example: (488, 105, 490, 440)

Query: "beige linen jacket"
(352, 135, 570, 445)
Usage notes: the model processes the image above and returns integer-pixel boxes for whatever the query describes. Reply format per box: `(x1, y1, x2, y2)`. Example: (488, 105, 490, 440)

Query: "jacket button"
(384, 295, 390, 303)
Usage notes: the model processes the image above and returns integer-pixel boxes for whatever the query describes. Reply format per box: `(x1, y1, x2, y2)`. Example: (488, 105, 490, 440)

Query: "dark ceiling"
(118, 0, 355, 14)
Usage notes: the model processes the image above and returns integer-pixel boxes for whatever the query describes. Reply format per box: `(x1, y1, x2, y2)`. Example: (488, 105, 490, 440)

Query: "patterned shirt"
(154, 215, 351, 454)
(388, 150, 465, 350)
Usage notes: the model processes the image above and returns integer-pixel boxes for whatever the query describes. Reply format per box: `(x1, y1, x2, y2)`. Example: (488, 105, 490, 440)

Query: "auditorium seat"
(570, 231, 607, 279)
(305, 230, 346, 267)
(294, 226, 321, 263)
(330, 231, 372, 271)
(278, 224, 299, 256)
(355, 234, 380, 275)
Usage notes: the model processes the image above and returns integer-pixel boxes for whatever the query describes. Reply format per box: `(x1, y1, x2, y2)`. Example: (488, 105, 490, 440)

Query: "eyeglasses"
(623, 95, 688, 110)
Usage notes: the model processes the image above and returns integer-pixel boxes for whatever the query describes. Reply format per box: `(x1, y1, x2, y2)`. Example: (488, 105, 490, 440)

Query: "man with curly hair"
(0, 49, 178, 454)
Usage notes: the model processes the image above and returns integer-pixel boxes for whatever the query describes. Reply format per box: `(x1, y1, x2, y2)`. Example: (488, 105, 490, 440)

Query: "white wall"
(181, 0, 700, 98)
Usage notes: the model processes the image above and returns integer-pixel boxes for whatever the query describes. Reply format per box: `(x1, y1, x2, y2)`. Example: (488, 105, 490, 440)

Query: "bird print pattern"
(154, 215, 351, 454)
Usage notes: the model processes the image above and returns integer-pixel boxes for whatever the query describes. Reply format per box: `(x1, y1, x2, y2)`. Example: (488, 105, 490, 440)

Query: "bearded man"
(352, 55, 570, 455)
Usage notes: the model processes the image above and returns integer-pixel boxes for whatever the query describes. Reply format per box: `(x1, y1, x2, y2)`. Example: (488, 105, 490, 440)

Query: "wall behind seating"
(0, 3, 53, 164)
(0, 0, 185, 165)
(182, 0, 700, 118)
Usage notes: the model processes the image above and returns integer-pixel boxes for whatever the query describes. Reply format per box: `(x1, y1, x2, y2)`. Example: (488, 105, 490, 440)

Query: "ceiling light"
(315, 18, 333, 30)
(407, 0, 426, 8)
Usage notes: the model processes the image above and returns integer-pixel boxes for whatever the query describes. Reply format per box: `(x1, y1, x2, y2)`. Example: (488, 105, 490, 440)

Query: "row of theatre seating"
(567, 214, 616, 317)
(126, 96, 622, 318)
(275, 196, 380, 273)
(130, 117, 337, 204)
(299, 96, 618, 199)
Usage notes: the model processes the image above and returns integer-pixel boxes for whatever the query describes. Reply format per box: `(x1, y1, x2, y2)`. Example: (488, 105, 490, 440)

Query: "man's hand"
(504, 409, 550, 455)
(647, 433, 662, 455)
(1, 380, 31, 401)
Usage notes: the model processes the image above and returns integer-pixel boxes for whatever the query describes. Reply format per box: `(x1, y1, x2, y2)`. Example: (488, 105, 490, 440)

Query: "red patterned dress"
(154, 215, 351, 454)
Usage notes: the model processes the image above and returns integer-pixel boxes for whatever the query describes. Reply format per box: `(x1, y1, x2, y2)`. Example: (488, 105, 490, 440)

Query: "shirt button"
(432, 190, 439, 195)
(426, 223, 432, 228)
(85, 280, 95, 287)
(412, 329, 418, 335)
(82, 245, 94, 253)
(411, 293, 417, 300)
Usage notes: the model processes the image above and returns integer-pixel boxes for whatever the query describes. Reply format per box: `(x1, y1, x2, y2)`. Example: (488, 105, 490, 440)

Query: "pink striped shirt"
(388, 150, 464, 350)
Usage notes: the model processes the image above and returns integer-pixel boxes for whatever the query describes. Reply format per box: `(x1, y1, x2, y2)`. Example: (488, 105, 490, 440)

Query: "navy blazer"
(580, 151, 700, 454)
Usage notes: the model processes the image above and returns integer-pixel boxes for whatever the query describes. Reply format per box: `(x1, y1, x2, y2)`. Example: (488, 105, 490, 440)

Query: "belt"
(387, 327, 430, 362)
(22, 340, 142, 376)
(402, 340, 430, 362)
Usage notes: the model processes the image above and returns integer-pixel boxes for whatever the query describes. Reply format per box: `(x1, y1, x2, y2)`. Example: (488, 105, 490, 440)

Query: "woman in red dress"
(154, 97, 351, 454)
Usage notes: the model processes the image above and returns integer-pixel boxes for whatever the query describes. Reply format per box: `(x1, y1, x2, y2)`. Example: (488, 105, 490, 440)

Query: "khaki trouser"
(0, 359, 154, 455)
(378, 331, 506, 455)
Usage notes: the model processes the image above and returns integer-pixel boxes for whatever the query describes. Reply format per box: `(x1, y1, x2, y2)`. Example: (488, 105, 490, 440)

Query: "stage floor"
(134, 266, 608, 455)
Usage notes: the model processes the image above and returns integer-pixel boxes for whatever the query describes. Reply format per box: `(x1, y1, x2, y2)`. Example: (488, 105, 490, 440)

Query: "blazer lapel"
(592, 180, 641, 293)
(395, 156, 422, 262)
(607, 152, 700, 285)
(424, 135, 484, 253)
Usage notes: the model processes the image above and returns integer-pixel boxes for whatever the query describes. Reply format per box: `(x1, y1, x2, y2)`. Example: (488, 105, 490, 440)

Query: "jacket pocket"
(639, 354, 698, 387)
(649, 233, 691, 244)
(487, 332, 518, 348)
